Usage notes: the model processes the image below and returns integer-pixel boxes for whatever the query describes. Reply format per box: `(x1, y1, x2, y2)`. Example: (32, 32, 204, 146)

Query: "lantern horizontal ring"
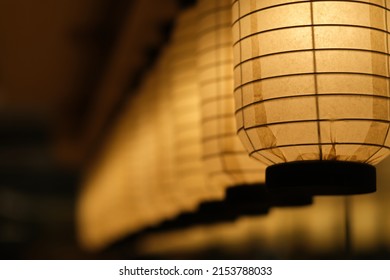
(203, 151, 251, 160)
(202, 114, 233, 123)
(234, 72, 390, 92)
(175, 124, 199, 132)
(231, 0, 390, 26)
(198, 37, 230, 50)
(175, 131, 200, 141)
(175, 155, 203, 163)
(171, 32, 195, 43)
(233, 24, 390, 48)
(248, 142, 390, 157)
(233, 48, 390, 71)
(198, 25, 232, 44)
(200, 76, 233, 86)
(238, 118, 390, 132)
(198, 59, 233, 71)
(198, 5, 231, 19)
(202, 133, 237, 143)
(174, 169, 203, 176)
(199, 61, 233, 71)
(235, 93, 390, 114)
(201, 94, 232, 106)
(169, 48, 196, 61)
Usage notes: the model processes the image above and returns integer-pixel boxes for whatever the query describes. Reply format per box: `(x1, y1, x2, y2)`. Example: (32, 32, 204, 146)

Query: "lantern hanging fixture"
(232, 0, 390, 195)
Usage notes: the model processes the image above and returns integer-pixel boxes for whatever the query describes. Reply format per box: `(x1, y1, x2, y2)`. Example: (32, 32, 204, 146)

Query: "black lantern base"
(266, 160, 376, 195)
(225, 184, 313, 207)
(154, 199, 269, 231)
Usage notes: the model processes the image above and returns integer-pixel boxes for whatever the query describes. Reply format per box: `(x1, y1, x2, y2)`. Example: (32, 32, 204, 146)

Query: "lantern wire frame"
(169, 6, 223, 210)
(232, 0, 390, 194)
(197, 0, 312, 206)
(153, 48, 189, 216)
(198, 0, 266, 192)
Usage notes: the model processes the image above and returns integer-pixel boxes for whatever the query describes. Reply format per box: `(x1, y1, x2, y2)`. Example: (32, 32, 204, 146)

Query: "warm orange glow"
(198, 0, 265, 192)
(233, 0, 390, 165)
(169, 7, 222, 208)
(76, 1, 390, 254)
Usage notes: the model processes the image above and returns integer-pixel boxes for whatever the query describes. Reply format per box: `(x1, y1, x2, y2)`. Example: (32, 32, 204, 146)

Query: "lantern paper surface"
(77, 90, 160, 250)
(154, 49, 184, 214)
(232, 0, 390, 166)
(170, 7, 221, 208)
(198, 0, 266, 191)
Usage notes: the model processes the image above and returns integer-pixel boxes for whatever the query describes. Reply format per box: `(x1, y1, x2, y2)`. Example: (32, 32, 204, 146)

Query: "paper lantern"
(153, 48, 186, 218)
(197, 0, 270, 216)
(169, 7, 222, 210)
(76, 90, 159, 250)
(348, 157, 390, 254)
(198, 0, 266, 191)
(197, 0, 312, 212)
(232, 0, 390, 194)
(133, 68, 181, 222)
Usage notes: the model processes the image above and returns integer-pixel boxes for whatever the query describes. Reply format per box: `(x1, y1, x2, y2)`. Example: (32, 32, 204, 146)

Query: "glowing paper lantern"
(198, 0, 266, 192)
(232, 0, 390, 194)
(169, 7, 221, 210)
(153, 49, 185, 218)
(197, 0, 312, 212)
(77, 89, 160, 250)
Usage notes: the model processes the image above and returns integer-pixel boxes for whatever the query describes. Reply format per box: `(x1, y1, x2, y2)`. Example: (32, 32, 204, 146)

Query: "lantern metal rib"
(232, 0, 390, 194)
(198, 0, 266, 192)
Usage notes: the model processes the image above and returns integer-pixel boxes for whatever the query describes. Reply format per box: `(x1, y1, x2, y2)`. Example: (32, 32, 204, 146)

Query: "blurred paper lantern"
(133, 69, 181, 222)
(78, 59, 183, 250)
(137, 198, 347, 259)
(198, 0, 265, 191)
(169, 7, 221, 211)
(348, 157, 390, 254)
(197, 0, 272, 218)
(77, 92, 159, 250)
(232, 0, 390, 195)
(153, 49, 185, 218)
(197, 0, 312, 212)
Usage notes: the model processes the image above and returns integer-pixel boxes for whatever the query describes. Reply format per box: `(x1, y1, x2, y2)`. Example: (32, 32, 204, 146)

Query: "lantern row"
(77, 0, 390, 250)
(77, 0, 268, 250)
